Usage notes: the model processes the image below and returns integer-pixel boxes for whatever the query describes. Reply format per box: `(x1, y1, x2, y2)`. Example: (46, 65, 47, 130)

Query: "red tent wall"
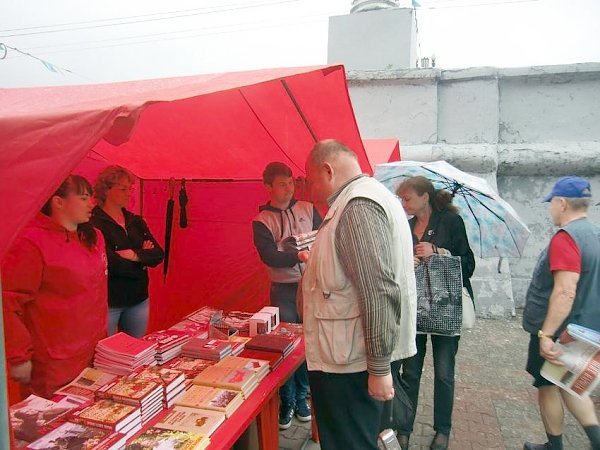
(1, 65, 372, 334)
(140, 179, 272, 331)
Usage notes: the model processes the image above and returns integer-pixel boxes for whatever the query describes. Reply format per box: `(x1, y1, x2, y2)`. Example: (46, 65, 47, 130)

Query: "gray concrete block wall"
(349, 78, 438, 144)
(438, 78, 499, 144)
(347, 63, 600, 317)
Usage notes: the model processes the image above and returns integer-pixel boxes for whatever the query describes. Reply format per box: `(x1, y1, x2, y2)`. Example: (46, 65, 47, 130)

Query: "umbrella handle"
(168, 178, 176, 199)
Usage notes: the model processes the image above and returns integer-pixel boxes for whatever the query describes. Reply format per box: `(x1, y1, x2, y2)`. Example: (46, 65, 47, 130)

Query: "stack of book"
(168, 319, 210, 339)
(54, 367, 118, 402)
(282, 230, 318, 251)
(221, 311, 254, 336)
(26, 421, 127, 450)
(124, 428, 210, 450)
(93, 332, 157, 376)
(71, 399, 142, 439)
(185, 306, 220, 325)
(239, 349, 284, 371)
(192, 364, 259, 399)
(10, 395, 81, 445)
(269, 322, 303, 349)
(229, 336, 249, 357)
(129, 366, 187, 408)
(218, 355, 270, 383)
(181, 338, 232, 361)
(156, 406, 225, 438)
(175, 385, 244, 418)
(97, 377, 164, 424)
(166, 357, 216, 381)
(245, 334, 295, 357)
(142, 329, 192, 365)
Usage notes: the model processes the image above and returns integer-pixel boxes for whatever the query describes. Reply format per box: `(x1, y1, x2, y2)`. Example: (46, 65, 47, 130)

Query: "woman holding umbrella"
(395, 176, 475, 450)
(92, 166, 164, 338)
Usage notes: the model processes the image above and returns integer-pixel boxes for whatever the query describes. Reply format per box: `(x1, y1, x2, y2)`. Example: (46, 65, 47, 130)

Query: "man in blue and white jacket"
(252, 161, 322, 429)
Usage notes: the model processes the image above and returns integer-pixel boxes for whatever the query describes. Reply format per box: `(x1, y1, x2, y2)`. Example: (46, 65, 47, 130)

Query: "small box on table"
(249, 312, 272, 337)
(259, 306, 280, 330)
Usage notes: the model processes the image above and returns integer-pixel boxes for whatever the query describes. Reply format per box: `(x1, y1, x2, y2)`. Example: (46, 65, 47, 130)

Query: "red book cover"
(142, 330, 190, 351)
(26, 422, 123, 450)
(96, 332, 157, 358)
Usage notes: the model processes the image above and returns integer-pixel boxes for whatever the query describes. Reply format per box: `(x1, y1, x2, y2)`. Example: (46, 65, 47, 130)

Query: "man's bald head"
(308, 139, 359, 166)
(305, 139, 363, 202)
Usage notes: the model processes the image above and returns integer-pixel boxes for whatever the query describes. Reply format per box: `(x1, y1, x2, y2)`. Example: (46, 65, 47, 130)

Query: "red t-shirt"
(549, 230, 581, 273)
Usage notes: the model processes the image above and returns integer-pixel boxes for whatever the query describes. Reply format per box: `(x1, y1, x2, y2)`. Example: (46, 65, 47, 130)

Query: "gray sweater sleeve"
(335, 197, 401, 376)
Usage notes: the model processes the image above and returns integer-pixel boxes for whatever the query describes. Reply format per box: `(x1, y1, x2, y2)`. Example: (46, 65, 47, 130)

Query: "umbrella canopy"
(374, 160, 530, 258)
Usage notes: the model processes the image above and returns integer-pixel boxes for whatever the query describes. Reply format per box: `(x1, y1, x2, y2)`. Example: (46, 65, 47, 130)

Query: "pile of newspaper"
(541, 323, 600, 398)
(282, 230, 318, 251)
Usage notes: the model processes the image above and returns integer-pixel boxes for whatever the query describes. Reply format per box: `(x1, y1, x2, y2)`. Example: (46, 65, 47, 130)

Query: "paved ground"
(279, 311, 600, 450)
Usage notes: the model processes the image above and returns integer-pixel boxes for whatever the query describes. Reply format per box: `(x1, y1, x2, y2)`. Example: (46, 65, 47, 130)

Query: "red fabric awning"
(0, 65, 370, 262)
(363, 138, 401, 166)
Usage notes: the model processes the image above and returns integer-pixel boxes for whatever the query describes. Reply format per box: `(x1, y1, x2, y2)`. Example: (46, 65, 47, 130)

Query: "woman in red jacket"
(2, 175, 108, 398)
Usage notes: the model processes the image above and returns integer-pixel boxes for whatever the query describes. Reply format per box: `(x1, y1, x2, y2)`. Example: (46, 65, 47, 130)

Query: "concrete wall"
(347, 63, 600, 317)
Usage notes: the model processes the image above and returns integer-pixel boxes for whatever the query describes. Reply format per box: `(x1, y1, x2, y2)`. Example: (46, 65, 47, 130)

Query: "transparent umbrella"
(374, 160, 530, 258)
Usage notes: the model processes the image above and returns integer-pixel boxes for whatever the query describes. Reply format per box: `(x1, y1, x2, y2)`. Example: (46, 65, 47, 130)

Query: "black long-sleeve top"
(91, 206, 164, 308)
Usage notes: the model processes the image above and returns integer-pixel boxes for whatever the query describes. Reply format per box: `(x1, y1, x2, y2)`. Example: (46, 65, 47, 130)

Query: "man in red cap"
(523, 176, 600, 450)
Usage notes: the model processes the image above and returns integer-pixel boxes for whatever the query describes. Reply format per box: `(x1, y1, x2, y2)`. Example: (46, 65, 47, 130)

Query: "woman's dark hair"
(396, 175, 458, 214)
(41, 175, 98, 250)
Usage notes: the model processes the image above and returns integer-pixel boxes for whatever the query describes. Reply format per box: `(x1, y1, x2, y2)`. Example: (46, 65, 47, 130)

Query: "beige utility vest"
(302, 176, 417, 373)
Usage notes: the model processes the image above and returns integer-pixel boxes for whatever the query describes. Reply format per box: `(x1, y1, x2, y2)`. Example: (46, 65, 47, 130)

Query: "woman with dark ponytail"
(2, 175, 108, 398)
(394, 176, 475, 450)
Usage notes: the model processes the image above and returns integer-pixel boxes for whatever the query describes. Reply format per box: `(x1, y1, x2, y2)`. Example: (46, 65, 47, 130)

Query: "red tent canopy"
(0, 65, 370, 330)
(363, 139, 401, 166)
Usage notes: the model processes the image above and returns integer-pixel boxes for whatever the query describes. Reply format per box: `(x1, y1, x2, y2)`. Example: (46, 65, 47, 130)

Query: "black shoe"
(430, 432, 449, 450)
(279, 404, 294, 430)
(295, 398, 311, 422)
(523, 443, 551, 450)
(398, 434, 410, 450)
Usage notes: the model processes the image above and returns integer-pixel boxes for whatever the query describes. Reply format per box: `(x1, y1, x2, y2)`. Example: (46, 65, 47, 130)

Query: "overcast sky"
(1, 0, 599, 87)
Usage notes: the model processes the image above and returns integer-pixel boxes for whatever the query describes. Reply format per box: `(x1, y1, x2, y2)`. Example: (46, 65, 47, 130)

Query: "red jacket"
(2, 213, 108, 370)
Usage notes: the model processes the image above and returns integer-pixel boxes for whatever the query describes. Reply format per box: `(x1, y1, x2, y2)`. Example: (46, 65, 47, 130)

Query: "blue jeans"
(399, 334, 460, 435)
(107, 298, 149, 338)
(270, 282, 309, 407)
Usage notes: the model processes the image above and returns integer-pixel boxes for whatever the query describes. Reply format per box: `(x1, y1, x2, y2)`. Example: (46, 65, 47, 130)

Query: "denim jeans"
(270, 282, 309, 407)
(107, 298, 149, 338)
(399, 334, 460, 435)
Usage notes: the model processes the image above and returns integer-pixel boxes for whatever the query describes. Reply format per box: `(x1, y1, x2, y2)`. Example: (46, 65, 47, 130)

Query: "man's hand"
(539, 337, 563, 364)
(413, 256, 420, 268)
(368, 373, 394, 402)
(298, 250, 310, 263)
(10, 361, 32, 384)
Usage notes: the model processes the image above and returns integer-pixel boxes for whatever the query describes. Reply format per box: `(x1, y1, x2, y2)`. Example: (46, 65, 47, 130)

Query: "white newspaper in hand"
(541, 323, 600, 398)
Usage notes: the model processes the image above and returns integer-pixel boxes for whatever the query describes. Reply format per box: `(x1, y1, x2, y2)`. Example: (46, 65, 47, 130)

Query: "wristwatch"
(537, 329, 554, 340)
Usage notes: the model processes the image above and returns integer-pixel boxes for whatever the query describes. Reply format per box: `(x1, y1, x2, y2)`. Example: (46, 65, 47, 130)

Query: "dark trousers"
(270, 282, 309, 407)
(399, 334, 460, 435)
(309, 360, 402, 450)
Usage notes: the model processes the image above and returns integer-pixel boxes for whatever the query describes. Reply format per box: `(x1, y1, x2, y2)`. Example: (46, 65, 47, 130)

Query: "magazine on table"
(9, 395, 80, 444)
(541, 323, 600, 398)
(155, 406, 225, 436)
(54, 367, 118, 401)
(124, 427, 209, 450)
